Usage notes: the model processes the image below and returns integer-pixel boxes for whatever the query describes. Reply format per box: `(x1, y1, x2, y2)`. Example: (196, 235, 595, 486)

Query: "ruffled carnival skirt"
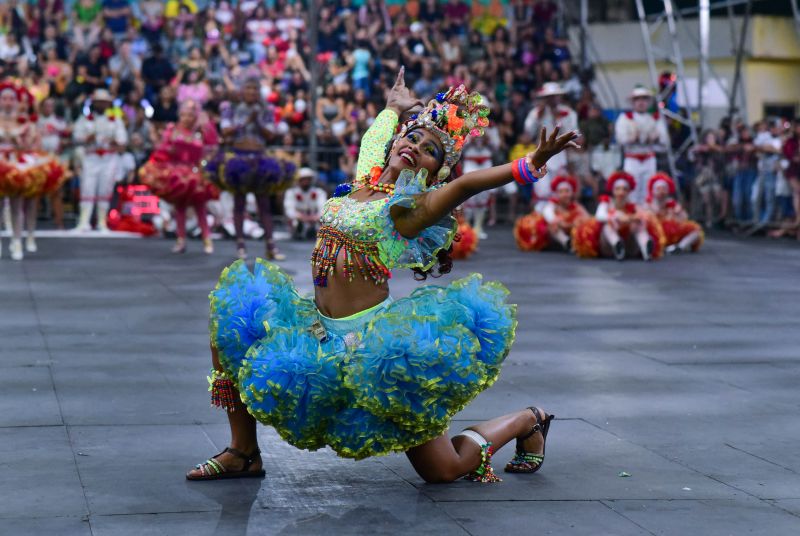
(661, 219, 704, 251)
(209, 260, 517, 460)
(514, 213, 550, 252)
(0, 153, 67, 198)
(206, 149, 296, 195)
(139, 158, 220, 206)
(571, 216, 666, 259)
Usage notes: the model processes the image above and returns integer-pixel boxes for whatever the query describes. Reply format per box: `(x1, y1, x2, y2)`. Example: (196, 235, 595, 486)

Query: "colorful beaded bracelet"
(512, 158, 547, 185)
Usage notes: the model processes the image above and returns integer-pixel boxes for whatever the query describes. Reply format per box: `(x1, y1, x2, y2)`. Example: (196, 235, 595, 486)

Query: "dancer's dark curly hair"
(381, 137, 462, 281)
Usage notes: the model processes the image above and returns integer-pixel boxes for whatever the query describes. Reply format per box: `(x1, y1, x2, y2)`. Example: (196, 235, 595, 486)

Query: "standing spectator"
(691, 130, 726, 229)
(72, 88, 128, 232)
(72, 0, 103, 53)
(151, 85, 178, 126)
(141, 44, 175, 102)
(108, 39, 140, 96)
(748, 118, 784, 233)
(412, 63, 442, 103)
(524, 82, 578, 208)
(781, 121, 800, 238)
(614, 86, 670, 204)
(102, 0, 131, 39)
(349, 30, 373, 97)
(728, 124, 758, 224)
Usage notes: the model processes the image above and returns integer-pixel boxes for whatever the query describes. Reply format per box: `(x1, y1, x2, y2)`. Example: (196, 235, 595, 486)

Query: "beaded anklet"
(208, 369, 238, 412)
(463, 442, 502, 483)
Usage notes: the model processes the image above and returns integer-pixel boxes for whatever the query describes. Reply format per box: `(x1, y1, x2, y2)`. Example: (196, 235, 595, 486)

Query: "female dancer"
(186, 72, 578, 484)
(206, 77, 295, 260)
(514, 175, 588, 252)
(140, 100, 220, 254)
(645, 173, 703, 254)
(573, 171, 665, 260)
(0, 82, 65, 260)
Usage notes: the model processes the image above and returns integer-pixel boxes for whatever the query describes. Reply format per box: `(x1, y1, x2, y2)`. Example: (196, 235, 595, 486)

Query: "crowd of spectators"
(677, 118, 800, 239)
(1, 0, 796, 241)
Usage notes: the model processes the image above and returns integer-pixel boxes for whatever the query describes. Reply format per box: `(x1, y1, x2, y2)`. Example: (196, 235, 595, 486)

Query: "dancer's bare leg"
(24, 197, 38, 252)
(406, 408, 547, 483)
(678, 230, 701, 251)
(600, 223, 624, 259)
(186, 343, 261, 477)
(633, 221, 652, 260)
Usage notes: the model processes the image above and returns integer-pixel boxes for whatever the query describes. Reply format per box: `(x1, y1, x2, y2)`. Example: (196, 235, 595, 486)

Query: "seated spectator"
(283, 167, 327, 240)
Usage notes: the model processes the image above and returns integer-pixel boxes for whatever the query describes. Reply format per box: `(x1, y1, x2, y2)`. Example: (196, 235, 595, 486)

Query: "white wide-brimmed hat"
(629, 86, 654, 99)
(297, 167, 316, 179)
(91, 89, 114, 102)
(536, 82, 566, 98)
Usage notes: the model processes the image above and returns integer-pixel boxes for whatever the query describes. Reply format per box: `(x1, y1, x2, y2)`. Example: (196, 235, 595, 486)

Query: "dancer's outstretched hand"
(529, 126, 581, 169)
(386, 67, 424, 118)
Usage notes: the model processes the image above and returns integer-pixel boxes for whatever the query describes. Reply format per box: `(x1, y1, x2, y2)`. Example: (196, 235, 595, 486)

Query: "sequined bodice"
(311, 170, 457, 288)
(319, 194, 388, 242)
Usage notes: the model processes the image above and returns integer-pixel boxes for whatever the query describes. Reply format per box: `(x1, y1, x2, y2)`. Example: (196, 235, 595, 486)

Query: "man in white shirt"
(749, 118, 785, 229)
(72, 89, 128, 232)
(283, 168, 327, 240)
(614, 86, 670, 204)
(523, 82, 579, 208)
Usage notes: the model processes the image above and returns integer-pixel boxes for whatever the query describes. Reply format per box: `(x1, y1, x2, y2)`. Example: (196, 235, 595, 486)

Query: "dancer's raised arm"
(393, 127, 579, 238)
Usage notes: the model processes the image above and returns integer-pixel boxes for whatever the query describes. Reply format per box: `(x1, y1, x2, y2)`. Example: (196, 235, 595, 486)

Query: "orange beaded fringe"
(311, 226, 391, 287)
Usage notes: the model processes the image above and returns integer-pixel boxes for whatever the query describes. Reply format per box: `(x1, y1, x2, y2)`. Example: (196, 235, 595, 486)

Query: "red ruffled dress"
(572, 195, 665, 258)
(139, 122, 220, 206)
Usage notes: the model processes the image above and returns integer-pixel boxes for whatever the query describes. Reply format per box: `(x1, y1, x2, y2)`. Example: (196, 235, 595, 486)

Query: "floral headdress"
(398, 85, 490, 182)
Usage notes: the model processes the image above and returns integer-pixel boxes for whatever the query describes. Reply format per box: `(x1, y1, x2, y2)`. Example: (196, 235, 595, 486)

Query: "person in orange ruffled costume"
(572, 171, 665, 260)
(514, 175, 588, 252)
(0, 82, 67, 260)
(451, 213, 479, 259)
(139, 100, 220, 254)
(645, 172, 703, 254)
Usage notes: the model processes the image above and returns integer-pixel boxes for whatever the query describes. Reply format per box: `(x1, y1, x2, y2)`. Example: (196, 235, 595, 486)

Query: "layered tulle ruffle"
(571, 216, 666, 259)
(661, 218, 704, 251)
(209, 259, 516, 460)
(0, 152, 67, 198)
(514, 212, 550, 252)
(206, 149, 296, 195)
(139, 159, 220, 205)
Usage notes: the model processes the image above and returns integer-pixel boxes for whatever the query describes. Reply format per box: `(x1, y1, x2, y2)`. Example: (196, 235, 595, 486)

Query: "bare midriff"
(314, 253, 390, 318)
(313, 189, 391, 319)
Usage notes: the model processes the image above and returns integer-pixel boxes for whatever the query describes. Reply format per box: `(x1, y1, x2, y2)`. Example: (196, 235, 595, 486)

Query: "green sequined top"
(311, 110, 457, 287)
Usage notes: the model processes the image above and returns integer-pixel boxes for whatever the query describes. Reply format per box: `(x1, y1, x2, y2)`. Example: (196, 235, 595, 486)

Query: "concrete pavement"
(1, 229, 799, 535)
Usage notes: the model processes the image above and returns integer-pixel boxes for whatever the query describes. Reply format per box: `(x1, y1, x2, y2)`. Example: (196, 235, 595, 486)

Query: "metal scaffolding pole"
(698, 0, 710, 128)
(791, 0, 800, 39)
(634, 0, 699, 180)
(307, 0, 319, 173)
(728, 0, 752, 122)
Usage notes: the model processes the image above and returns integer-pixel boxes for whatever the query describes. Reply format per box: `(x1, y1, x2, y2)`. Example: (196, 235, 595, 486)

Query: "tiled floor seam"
(599, 500, 661, 536)
(23, 262, 93, 526)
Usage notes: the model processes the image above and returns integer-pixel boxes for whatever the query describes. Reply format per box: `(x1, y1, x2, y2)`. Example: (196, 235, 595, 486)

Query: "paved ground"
(2, 228, 800, 536)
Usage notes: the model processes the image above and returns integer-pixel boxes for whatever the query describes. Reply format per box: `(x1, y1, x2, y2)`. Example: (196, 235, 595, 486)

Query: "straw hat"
(91, 88, 113, 102)
(536, 82, 566, 98)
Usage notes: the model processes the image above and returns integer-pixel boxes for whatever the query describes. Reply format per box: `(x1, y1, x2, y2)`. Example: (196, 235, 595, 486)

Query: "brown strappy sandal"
(504, 407, 554, 474)
(186, 447, 266, 481)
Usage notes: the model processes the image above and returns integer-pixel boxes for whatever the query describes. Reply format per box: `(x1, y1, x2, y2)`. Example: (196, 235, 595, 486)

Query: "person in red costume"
(644, 172, 703, 254)
(139, 100, 220, 254)
(514, 175, 588, 252)
(572, 171, 664, 260)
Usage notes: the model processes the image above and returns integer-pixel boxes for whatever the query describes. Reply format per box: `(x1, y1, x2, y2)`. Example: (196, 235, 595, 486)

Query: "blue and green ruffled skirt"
(209, 259, 517, 460)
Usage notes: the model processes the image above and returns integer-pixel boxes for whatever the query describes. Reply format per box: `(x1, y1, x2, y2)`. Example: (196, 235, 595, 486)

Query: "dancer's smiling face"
(613, 182, 630, 204)
(556, 183, 573, 205)
(653, 181, 670, 201)
(387, 127, 445, 178)
(0, 90, 17, 114)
